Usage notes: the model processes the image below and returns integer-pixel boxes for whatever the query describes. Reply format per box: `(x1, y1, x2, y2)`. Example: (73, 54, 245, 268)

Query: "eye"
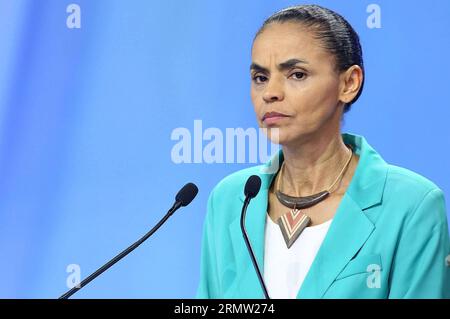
(290, 71, 307, 80)
(252, 74, 268, 84)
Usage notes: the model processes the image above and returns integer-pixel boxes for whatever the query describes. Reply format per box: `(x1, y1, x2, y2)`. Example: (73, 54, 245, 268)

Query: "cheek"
(250, 88, 262, 112)
(250, 88, 256, 105)
(288, 78, 340, 117)
(250, 85, 260, 101)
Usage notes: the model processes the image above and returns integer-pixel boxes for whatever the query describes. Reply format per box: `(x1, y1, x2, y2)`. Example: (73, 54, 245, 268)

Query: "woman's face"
(250, 22, 347, 145)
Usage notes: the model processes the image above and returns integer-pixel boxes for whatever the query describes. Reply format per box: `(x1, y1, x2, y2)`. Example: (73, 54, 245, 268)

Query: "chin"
(262, 128, 292, 146)
(263, 126, 311, 146)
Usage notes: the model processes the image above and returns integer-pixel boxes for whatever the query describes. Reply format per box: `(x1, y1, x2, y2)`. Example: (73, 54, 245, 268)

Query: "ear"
(339, 65, 364, 104)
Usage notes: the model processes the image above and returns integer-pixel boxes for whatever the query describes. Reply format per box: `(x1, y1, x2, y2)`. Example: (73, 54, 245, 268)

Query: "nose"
(262, 77, 285, 103)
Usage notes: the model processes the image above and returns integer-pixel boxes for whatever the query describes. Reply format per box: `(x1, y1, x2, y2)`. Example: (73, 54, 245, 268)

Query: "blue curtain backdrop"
(0, 0, 449, 298)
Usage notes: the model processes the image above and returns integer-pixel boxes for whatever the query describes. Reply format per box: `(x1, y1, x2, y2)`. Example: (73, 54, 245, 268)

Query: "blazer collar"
(229, 132, 388, 298)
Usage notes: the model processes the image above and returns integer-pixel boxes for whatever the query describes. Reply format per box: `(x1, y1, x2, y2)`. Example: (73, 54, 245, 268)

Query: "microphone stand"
(240, 196, 270, 299)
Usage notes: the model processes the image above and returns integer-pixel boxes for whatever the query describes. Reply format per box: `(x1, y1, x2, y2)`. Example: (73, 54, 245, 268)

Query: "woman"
(196, 5, 450, 299)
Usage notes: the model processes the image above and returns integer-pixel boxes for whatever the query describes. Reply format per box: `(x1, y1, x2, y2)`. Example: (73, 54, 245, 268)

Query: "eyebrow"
(250, 58, 309, 73)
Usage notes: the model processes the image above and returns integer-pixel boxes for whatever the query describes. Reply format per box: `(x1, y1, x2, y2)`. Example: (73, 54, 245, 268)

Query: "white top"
(263, 212, 332, 299)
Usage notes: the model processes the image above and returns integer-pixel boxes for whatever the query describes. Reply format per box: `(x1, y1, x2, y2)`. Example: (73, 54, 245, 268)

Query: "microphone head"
(244, 175, 261, 199)
(176, 182, 199, 206)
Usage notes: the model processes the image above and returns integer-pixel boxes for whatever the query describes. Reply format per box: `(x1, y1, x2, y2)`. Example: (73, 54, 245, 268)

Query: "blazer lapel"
(297, 133, 388, 298)
(296, 193, 375, 298)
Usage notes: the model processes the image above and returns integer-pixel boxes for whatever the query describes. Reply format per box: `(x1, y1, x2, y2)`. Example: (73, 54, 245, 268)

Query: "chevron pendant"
(277, 208, 311, 248)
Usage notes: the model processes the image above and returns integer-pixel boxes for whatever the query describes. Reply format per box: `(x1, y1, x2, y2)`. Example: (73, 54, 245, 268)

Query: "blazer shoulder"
(386, 164, 443, 195)
(384, 164, 447, 226)
(205, 164, 266, 226)
(211, 164, 266, 198)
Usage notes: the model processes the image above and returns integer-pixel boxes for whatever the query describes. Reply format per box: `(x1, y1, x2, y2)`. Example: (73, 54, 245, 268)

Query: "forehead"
(252, 22, 332, 66)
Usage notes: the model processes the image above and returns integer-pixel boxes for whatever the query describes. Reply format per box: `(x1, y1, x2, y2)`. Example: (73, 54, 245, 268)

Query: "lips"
(262, 111, 290, 125)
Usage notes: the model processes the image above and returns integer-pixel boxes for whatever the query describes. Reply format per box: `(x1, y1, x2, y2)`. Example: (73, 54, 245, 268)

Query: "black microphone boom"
(59, 182, 198, 299)
(240, 175, 270, 299)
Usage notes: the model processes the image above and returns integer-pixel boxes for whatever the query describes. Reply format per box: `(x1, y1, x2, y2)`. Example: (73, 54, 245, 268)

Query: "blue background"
(0, 0, 449, 298)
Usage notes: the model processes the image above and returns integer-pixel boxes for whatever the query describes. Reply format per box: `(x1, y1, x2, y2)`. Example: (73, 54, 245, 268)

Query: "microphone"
(240, 175, 270, 299)
(59, 182, 198, 299)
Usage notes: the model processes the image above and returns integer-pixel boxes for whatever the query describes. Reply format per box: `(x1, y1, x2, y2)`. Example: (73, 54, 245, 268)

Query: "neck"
(279, 129, 351, 196)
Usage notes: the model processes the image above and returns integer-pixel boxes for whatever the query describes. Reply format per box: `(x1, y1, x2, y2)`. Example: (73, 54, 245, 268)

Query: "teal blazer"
(196, 133, 450, 298)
